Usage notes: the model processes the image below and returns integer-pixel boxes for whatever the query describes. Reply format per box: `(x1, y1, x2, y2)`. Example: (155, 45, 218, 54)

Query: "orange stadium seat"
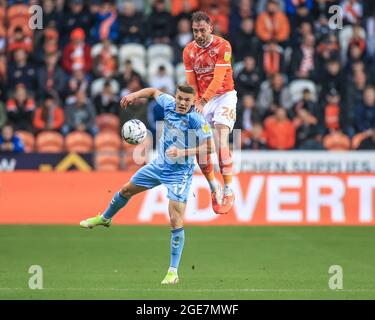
(15, 130, 35, 153)
(7, 22, 33, 38)
(7, 4, 30, 23)
(351, 131, 371, 150)
(323, 131, 351, 151)
(96, 114, 120, 133)
(199, 0, 230, 15)
(0, 24, 5, 38)
(96, 152, 121, 171)
(95, 131, 121, 152)
(6, 4, 33, 38)
(0, 6, 5, 22)
(36, 131, 65, 153)
(65, 131, 94, 153)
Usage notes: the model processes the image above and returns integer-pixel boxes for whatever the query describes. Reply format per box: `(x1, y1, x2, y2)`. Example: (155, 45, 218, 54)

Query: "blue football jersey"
(154, 93, 212, 170)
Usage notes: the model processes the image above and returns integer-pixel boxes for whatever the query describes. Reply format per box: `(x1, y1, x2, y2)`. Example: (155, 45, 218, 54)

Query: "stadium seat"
(118, 43, 147, 77)
(6, 4, 32, 37)
(91, 78, 120, 97)
(95, 131, 122, 152)
(233, 61, 244, 78)
(0, 7, 5, 23)
(148, 59, 174, 82)
(36, 131, 65, 153)
(120, 56, 147, 78)
(119, 43, 146, 62)
(147, 44, 173, 63)
(96, 152, 121, 171)
(91, 42, 118, 59)
(351, 131, 371, 150)
(96, 114, 120, 133)
(123, 136, 151, 170)
(7, 4, 30, 21)
(289, 80, 317, 104)
(323, 131, 350, 151)
(65, 131, 94, 153)
(0, 23, 5, 39)
(15, 130, 35, 153)
(175, 62, 186, 85)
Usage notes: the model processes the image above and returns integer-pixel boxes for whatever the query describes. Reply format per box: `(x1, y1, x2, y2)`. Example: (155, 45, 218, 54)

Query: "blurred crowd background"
(0, 0, 375, 158)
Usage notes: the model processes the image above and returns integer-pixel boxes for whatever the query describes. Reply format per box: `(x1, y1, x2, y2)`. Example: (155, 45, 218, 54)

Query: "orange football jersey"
(183, 35, 234, 99)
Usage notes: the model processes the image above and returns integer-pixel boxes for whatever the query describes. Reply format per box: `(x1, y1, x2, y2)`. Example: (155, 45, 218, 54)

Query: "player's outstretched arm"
(183, 47, 199, 97)
(200, 42, 232, 105)
(120, 88, 162, 108)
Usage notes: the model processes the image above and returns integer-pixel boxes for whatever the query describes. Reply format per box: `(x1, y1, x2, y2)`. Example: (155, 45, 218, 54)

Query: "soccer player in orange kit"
(183, 11, 237, 214)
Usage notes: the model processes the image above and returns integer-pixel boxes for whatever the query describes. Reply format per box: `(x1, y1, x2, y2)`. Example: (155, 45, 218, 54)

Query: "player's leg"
(196, 137, 222, 202)
(79, 182, 147, 228)
(161, 199, 186, 285)
(80, 162, 161, 228)
(214, 123, 233, 191)
(211, 91, 237, 213)
(197, 101, 222, 207)
(160, 171, 192, 284)
(102, 182, 147, 221)
(213, 123, 235, 213)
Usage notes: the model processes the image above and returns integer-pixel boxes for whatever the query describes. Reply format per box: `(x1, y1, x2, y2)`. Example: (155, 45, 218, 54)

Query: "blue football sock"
(170, 227, 185, 270)
(102, 192, 129, 220)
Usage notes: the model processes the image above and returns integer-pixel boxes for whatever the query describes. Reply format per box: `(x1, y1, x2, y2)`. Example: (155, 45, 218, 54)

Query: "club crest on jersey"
(209, 50, 216, 57)
(202, 123, 210, 134)
(224, 51, 231, 62)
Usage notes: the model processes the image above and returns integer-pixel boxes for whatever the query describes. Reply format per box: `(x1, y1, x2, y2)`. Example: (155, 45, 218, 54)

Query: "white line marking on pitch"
(1, 288, 375, 293)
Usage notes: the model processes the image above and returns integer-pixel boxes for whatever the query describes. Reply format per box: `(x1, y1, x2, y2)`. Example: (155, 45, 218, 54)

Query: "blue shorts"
(130, 161, 193, 203)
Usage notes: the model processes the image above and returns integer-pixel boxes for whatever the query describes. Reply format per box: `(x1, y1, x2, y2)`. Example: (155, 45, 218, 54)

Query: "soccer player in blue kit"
(80, 84, 212, 284)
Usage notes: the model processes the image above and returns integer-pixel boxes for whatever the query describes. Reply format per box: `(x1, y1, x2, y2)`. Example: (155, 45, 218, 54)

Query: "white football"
(121, 119, 147, 145)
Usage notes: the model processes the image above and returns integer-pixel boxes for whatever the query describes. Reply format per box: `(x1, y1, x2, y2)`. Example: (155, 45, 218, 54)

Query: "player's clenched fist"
(194, 101, 203, 114)
(120, 94, 137, 108)
(166, 146, 184, 159)
(194, 98, 207, 114)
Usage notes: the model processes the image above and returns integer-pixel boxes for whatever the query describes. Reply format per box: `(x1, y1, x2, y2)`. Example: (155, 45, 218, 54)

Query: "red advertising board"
(0, 172, 374, 225)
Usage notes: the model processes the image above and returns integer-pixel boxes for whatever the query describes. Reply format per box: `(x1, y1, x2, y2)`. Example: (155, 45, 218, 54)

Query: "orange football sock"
(218, 147, 233, 193)
(197, 153, 218, 192)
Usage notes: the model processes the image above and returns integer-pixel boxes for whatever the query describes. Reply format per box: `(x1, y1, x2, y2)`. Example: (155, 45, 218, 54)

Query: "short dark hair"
(177, 84, 195, 95)
(4, 122, 13, 129)
(191, 11, 211, 24)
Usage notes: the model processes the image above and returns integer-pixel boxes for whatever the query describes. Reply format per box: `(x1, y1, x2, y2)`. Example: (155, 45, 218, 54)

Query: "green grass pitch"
(1, 225, 375, 300)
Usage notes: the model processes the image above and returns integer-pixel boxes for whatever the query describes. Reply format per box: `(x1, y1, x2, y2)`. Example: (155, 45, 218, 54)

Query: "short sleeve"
(216, 41, 232, 67)
(190, 113, 212, 141)
(156, 93, 175, 110)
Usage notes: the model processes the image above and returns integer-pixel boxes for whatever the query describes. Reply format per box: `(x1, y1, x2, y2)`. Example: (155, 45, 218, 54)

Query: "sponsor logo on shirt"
(193, 66, 215, 74)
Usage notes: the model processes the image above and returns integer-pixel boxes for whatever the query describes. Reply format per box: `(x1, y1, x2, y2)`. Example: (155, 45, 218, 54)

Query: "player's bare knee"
(214, 124, 230, 142)
(170, 214, 183, 229)
(199, 162, 213, 175)
(120, 184, 133, 198)
(169, 202, 184, 229)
